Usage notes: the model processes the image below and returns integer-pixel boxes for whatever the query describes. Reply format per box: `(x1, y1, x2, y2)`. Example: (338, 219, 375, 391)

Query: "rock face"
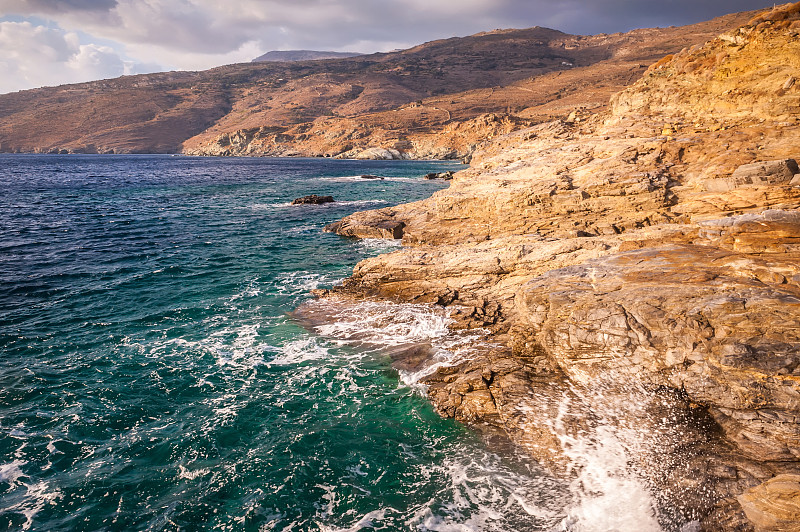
(738, 474, 800, 531)
(353, 147, 406, 160)
(291, 195, 334, 205)
(324, 4, 800, 530)
(706, 159, 800, 192)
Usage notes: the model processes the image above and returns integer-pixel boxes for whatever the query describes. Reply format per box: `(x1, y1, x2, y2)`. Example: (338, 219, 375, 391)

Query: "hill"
(252, 50, 363, 62)
(0, 12, 756, 157)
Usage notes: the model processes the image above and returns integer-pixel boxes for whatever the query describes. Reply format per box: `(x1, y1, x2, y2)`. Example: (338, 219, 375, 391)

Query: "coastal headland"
(321, 3, 800, 530)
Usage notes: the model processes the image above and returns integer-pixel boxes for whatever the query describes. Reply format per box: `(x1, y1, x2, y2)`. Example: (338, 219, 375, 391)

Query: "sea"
(0, 155, 668, 531)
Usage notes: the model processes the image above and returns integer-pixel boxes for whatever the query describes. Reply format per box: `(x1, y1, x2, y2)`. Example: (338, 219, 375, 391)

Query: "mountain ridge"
(252, 50, 363, 62)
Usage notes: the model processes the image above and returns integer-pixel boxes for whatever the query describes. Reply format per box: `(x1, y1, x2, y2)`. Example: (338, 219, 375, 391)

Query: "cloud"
(0, 21, 133, 93)
(0, 0, 775, 93)
(497, 0, 775, 34)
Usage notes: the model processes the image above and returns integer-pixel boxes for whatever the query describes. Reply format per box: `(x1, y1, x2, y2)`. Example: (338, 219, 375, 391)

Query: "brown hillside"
(183, 12, 759, 159)
(0, 11, 756, 156)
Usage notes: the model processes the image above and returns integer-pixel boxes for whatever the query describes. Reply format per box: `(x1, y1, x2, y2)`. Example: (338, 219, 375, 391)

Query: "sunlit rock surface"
(325, 4, 800, 530)
(738, 474, 800, 531)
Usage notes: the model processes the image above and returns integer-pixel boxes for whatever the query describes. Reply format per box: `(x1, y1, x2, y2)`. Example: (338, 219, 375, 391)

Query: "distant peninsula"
(252, 50, 363, 63)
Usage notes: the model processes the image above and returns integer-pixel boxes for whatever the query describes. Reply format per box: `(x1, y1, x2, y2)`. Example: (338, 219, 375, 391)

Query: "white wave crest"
(409, 451, 563, 531)
(331, 199, 388, 206)
(267, 336, 330, 367)
(0, 480, 62, 531)
(317, 175, 419, 183)
(303, 299, 488, 385)
(277, 271, 343, 295)
(0, 460, 26, 486)
(229, 279, 262, 301)
(252, 199, 388, 209)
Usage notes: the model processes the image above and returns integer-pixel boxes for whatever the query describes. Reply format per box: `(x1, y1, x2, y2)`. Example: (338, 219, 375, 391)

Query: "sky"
(0, 0, 775, 94)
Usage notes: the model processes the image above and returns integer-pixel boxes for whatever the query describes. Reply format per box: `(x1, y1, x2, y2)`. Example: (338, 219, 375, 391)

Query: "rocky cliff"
(322, 4, 800, 530)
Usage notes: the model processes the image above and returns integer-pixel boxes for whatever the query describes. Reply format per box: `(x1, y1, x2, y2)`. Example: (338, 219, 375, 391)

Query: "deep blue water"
(0, 155, 564, 531)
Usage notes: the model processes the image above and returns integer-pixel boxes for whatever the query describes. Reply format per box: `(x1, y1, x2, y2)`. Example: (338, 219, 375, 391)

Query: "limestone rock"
(324, 209, 406, 239)
(705, 159, 800, 192)
(610, 3, 800, 125)
(738, 475, 800, 531)
(697, 210, 800, 253)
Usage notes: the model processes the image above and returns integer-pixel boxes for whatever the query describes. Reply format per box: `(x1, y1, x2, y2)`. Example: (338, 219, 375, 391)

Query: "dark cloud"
(499, 0, 774, 35)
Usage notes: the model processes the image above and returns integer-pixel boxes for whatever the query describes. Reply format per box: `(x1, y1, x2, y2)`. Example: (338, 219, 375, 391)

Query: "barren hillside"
(0, 11, 755, 157)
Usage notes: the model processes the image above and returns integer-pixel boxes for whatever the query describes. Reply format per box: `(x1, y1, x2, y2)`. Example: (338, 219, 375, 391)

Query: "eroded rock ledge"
(321, 4, 800, 531)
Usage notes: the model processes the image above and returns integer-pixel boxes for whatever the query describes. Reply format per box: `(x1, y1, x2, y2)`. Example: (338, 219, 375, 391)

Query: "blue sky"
(0, 0, 775, 94)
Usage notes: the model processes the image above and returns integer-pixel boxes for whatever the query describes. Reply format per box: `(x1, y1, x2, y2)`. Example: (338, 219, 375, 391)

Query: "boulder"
(423, 171, 455, 180)
(324, 212, 405, 239)
(354, 147, 403, 160)
(291, 195, 334, 205)
(738, 475, 800, 532)
(705, 159, 799, 192)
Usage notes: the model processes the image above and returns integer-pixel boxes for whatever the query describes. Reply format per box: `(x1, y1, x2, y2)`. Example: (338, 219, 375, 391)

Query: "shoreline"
(1, 155, 499, 531)
(317, 6, 800, 529)
(0, 151, 467, 163)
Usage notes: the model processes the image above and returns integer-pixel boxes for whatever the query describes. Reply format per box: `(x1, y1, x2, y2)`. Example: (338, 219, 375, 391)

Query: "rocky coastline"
(319, 4, 800, 530)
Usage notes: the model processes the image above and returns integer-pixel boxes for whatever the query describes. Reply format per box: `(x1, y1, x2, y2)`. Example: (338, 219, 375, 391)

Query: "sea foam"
(301, 298, 488, 385)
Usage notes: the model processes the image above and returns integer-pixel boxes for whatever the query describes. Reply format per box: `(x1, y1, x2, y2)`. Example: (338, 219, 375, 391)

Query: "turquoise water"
(0, 155, 565, 531)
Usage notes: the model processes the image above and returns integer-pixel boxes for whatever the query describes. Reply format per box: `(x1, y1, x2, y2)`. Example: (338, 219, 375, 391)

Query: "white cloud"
(0, 21, 132, 93)
(123, 39, 264, 72)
